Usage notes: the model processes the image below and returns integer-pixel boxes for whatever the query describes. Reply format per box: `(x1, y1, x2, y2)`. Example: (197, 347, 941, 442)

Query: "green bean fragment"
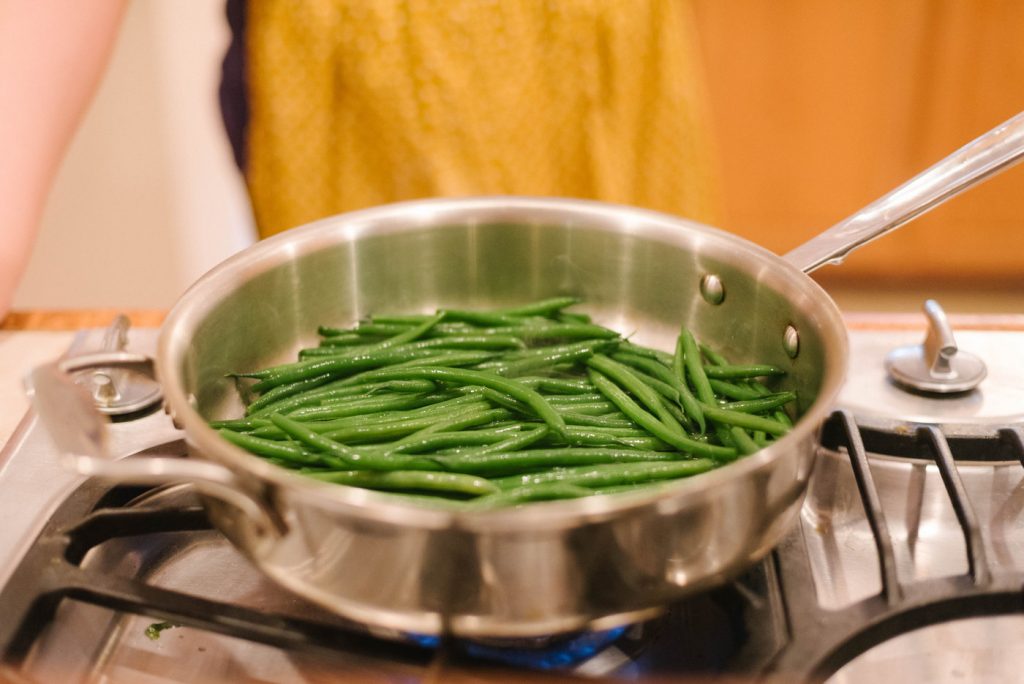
(327, 366, 569, 438)
(284, 393, 433, 421)
(678, 329, 715, 405)
(586, 354, 685, 437)
(729, 427, 760, 457)
(703, 364, 786, 379)
(612, 350, 704, 433)
(707, 378, 765, 401)
(700, 403, 791, 436)
(306, 469, 499, 496)
(268, 413, 440, 471)
(492, 459, 717, 490)
(718, 391, 797, 414)
(469, 483, 595, 508)
(435, 448, 685, 476)
(244, 373, 335, 415)
(218, 429, 323, 466)
(588, 369, 737, 461)
(250, 379, 438, 417)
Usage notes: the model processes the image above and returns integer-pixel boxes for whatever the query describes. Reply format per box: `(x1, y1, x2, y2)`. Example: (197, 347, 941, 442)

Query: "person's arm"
(0, 0, 127, 320)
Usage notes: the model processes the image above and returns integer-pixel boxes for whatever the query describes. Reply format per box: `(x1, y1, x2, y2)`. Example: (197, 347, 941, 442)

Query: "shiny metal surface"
(152, 197, 849, 637)
(784, 110, 1024, 273)
(885, 300, 988, 394)
(838, 328, 1024, 434)
(0, 328, 183, 591)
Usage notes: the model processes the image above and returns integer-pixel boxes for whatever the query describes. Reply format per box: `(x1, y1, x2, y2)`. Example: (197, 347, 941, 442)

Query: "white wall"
(13, 1, 255, 310)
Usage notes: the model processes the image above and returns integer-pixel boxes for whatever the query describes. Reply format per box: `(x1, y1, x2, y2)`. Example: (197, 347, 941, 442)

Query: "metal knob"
(885, 300, 987, 394)
(69, 315, 163, 415)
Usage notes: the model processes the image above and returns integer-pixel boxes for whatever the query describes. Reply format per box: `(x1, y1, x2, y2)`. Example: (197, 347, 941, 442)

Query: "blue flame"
(404, 626, 628, 670)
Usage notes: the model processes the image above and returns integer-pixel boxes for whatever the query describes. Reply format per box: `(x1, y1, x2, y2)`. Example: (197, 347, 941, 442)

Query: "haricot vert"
(212, 297, 800, 508)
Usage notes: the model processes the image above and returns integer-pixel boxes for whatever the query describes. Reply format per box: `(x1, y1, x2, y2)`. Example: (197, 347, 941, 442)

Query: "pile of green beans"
(213, 297, 797, 508)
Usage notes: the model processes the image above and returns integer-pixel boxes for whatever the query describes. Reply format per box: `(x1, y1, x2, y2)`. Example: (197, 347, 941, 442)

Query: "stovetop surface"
(0, 321, 1022, 683)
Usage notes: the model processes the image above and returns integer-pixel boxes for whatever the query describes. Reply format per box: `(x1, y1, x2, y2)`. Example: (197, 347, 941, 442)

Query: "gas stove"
(0, 307, 1022, 683)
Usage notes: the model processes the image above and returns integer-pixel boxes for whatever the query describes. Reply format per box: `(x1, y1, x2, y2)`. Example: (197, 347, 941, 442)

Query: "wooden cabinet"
(691, 1, 1024, 288)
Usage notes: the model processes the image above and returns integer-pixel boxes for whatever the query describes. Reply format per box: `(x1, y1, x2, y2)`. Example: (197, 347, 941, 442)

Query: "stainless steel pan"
(29, 112, 1024, 638)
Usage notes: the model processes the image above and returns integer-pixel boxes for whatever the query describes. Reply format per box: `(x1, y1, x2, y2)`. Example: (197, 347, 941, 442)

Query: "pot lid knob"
(885, 300, 987, 394)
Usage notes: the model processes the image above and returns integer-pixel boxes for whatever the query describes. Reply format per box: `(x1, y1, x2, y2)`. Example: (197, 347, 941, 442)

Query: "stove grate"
(766, 412, 1024, 681)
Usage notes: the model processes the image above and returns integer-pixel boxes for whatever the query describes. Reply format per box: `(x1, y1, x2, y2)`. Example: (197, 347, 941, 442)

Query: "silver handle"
(26, 356, 282, 536)
(784, 110, 1024, 274)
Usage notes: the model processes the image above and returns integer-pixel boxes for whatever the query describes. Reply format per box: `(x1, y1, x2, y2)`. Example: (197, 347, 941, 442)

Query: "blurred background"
(12, 1, 1024, 313)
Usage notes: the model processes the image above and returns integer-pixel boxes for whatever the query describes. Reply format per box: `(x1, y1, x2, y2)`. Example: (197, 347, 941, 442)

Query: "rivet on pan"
(783, 325, 800, 359)
(699, 274, 725, 305)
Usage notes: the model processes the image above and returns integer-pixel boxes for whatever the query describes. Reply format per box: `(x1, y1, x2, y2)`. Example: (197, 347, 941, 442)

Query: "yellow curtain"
(245, 0, 719, 237)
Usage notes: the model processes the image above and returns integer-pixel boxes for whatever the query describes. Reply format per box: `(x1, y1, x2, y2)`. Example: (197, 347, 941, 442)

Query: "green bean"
(250, 379, 438, 417)
(327, 366, 569, 438)
(469, 483, 595, 508)
(617, 350, 706, 435)
(435, 448, 683, 476)
(314, 408, 512, 445)
(718, 392, 797, 414)
(516, 376, 596, 394)
(492, 459, 716, 490)
(586, 354, 685, 437)
(699, 343, 730, 367)
(336, 351, 495, 387)
(502, 323, 620, 341)
(703, 364, 786, 379)
(218, 429, 323, 466)
(282, 393, 434, 421)
(379, 427, 521, 454)
(389, 403, 514, 448)
(588, 369, 737, 461)
(373, 311, 445, 350)
(729, 427, 760, 457)
(620, 342, 675, 367)
(436, 310, 537, 327)
(306, 470, 499, 496)
(315, 335, 528, 356)
(209, 416, 273, 431)
(492, 296, 582, 317)
(268, 413, 443, 471)
(488, 339, 620, 377)
(678, 329, 715, 405)
(250, 398, 492, 440)
(469, 426, 550, 456)
(244, 373, 336, 415)
(700, 403, 791, 436)
(242, 347, 477, 390)
(707, 378, 765, 401)
(316, 331, 363, 345)
(555, 401, 619, 415)
(219, 299, 807, 507)
(543, 393, 606, 405)
(559, 412, 635, 429)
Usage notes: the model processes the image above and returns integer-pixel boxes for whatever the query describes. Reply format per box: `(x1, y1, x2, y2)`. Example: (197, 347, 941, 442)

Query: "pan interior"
(165, 202, 840, 432)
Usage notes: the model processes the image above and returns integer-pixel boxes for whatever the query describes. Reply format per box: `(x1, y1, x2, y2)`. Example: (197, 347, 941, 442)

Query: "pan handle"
(25, 354, 283, 537)
(783, 110, 1024, 274)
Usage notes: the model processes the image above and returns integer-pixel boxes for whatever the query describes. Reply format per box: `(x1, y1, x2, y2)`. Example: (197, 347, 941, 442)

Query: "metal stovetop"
(0, 315, 1022, 683)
